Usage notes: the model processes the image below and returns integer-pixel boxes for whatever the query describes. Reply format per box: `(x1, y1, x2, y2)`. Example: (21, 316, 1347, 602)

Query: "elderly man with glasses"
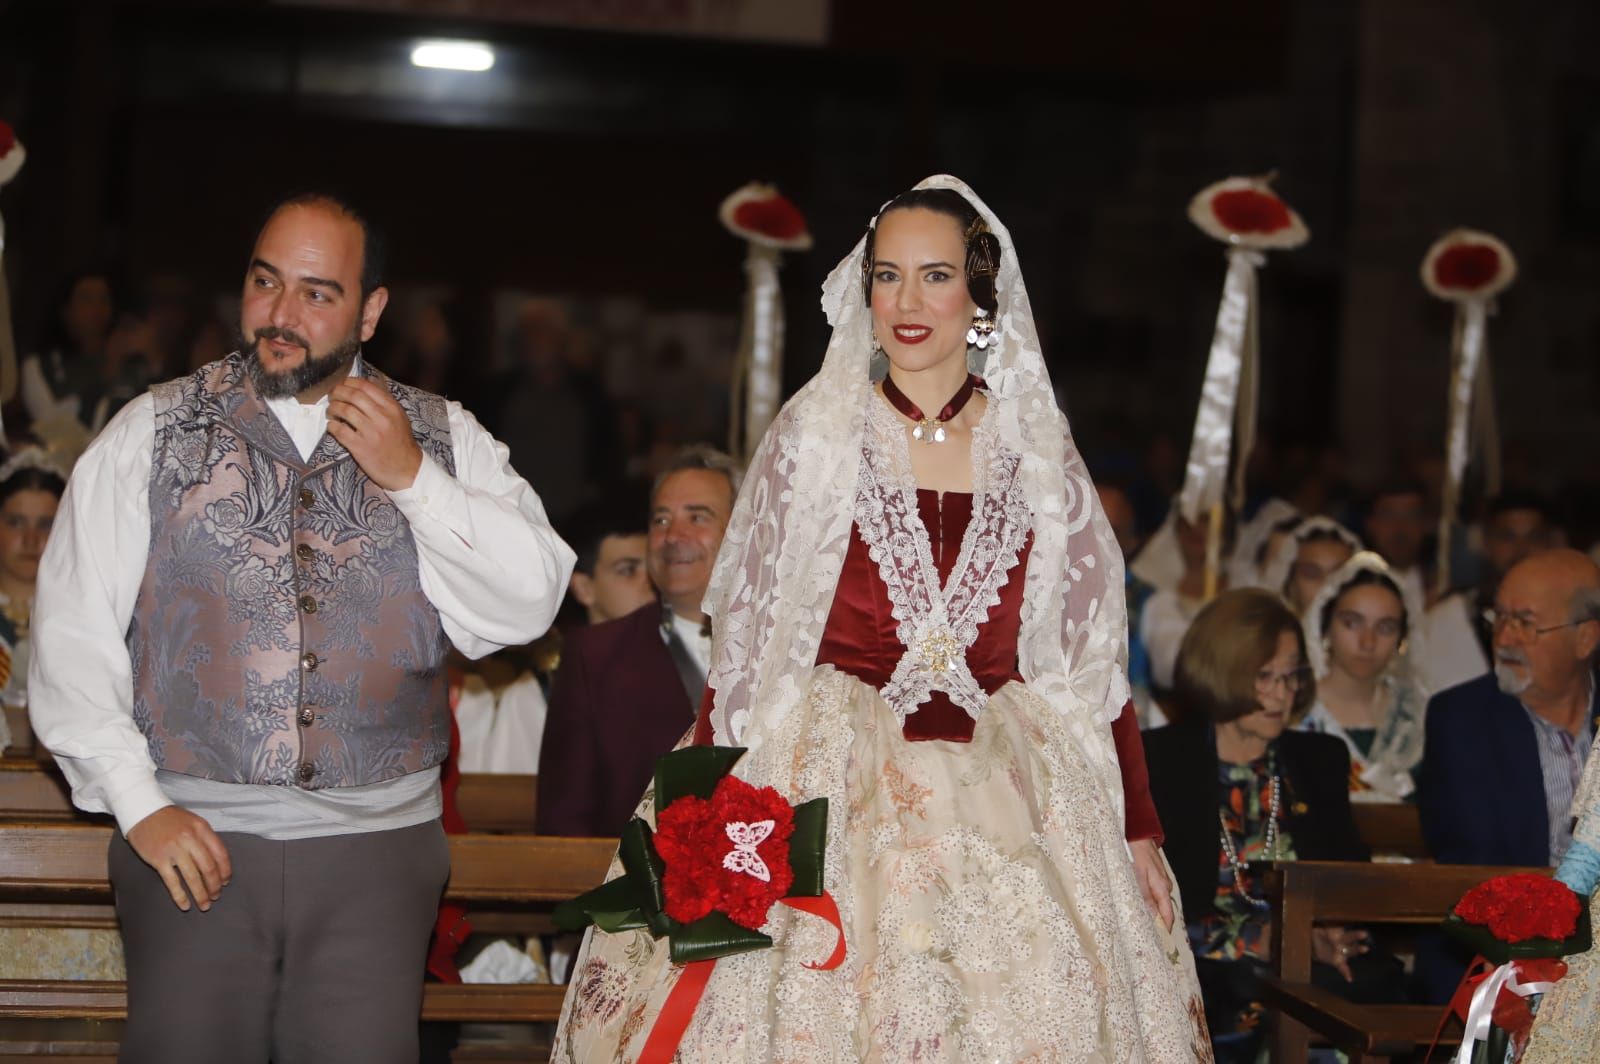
(1413, 548, 1600, 1001)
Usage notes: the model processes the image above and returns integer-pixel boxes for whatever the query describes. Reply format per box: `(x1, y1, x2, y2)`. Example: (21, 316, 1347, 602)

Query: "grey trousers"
(109, 819, 450, 1064)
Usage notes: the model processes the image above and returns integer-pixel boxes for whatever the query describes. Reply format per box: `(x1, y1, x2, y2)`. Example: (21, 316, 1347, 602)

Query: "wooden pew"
(1350, 801, 1430, 862)
(455, 773, 538, 834)
(0, 758, 75, 822)
(1261, 860, 1548, 1062)
(0, 706, 29, 758)
(0, 765, 537, 834)
(0, 824, 617, 1059)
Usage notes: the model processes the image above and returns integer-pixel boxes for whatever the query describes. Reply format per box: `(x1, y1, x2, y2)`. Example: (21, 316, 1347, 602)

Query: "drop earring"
(966, 309, 998, 350)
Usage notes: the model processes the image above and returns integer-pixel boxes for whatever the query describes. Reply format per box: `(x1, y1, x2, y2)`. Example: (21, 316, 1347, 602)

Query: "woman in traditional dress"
(1297, 552, 1428, 802)
(1524, 710, 1600, 1063)
(552, 176, 1211, 1062)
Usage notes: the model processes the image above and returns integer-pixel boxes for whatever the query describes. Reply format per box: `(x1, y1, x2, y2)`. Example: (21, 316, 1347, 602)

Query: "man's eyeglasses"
(1256, 666, 1312, 695)
(1482, 607, 1586, 642)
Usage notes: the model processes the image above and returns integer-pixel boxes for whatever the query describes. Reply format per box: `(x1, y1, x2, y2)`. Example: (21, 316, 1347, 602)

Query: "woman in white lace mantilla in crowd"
(552, 176, 1212, 1062)
(0, 449, 67, 747)
(1261, 514, 1362, 618)
(1297, 551, 1428, 802)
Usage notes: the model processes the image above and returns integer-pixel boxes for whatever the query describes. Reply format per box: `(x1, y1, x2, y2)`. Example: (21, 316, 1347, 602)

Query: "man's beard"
(240, 326, 362, 400)
(1495, 649, 1533, 696)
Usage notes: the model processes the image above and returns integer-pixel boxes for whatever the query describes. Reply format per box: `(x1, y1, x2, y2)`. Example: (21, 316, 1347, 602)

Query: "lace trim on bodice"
(854, 395, 1032, 725)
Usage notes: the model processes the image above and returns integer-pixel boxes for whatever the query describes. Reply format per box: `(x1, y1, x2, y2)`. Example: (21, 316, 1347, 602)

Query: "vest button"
(299, 594, 318, 614)
(298, 707, 315, 728)
(299, 488, 315, 509)
(299, 763, 315, 782)
(296, 543, 314, 562)
(302, 651, 320, 671)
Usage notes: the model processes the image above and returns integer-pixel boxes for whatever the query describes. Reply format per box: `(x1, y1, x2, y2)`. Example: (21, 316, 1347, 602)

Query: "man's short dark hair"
(259, 191, 387, 299)
(564, 498, 647, 576)
(1366, 477, 1427, 511)
(651, 445, 742, 507)
(1485, 490, 1557, 528)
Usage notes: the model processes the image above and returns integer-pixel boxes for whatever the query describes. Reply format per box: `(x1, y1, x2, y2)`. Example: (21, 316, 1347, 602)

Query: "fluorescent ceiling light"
(410, 40, 495, 72)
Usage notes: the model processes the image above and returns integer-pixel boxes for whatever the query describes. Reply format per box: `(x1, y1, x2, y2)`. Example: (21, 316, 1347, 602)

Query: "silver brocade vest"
(127, 354, 455, 789)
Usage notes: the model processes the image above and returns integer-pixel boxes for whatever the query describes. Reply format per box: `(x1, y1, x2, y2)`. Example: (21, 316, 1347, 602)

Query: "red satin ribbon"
(1449, 955, 1568, 1038)
(780, 893, 848, 970)
(636, 891, 847, 1063)
(639, 958, 715, 1064)
(1426, 955, 1570, 1063)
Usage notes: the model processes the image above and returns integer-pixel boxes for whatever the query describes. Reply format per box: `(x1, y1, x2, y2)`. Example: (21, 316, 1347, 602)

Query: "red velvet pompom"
(732, 197, 807, 242)
(1210, 189, 1292, 235)
(1432, 243, 1503, 293)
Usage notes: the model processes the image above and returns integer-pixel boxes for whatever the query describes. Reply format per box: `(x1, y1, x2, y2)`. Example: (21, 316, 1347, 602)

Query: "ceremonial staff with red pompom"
(1180, 175, 1310, 599)
(719, 183, 811, 465)
(0, 120, 24, 430)
(1421, 229, 1516, 597)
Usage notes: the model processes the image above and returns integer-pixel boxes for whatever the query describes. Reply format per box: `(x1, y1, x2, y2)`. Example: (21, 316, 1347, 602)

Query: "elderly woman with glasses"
(1144, 588, 1405, 1061)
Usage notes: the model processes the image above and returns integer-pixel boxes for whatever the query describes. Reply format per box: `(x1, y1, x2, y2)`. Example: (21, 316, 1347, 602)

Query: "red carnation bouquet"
(554, 745, 841, 966)
(654, 773, 797, 930)
(1453, 873, 1582, 945)
(555, 747, 844, 1064)
(1441, 873, 1590, 1063)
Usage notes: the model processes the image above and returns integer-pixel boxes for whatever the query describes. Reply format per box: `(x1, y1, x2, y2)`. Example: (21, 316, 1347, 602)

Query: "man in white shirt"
(28, 193, 575, 1063)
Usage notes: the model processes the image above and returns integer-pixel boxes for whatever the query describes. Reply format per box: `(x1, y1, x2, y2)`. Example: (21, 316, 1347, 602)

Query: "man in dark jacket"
(536, 446, 738, 838)
(1415, 549, 1600, 1000)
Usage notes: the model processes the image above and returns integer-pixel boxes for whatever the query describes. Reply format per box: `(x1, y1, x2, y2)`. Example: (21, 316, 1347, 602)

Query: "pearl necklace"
(1218, 771, 1284, 911)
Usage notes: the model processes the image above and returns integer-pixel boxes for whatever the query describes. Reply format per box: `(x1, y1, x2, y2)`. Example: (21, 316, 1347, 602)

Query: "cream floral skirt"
(1522, 888, 1600, 1063)
(552, 667, 1212, 1062)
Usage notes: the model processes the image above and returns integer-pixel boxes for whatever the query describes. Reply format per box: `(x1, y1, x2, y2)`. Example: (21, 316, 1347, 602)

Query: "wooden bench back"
(1350, 802, 1430, 861)
(0, 823, 614, 905)
(0, 822, 618, 1051)
(0, 765, 538, 834)
(1265, 860, 1549, 982)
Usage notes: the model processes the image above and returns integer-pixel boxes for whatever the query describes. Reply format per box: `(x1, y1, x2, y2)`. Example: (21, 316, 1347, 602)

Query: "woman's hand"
(1130, 838, 1175, 932)
(1312, 925, 1372, 982)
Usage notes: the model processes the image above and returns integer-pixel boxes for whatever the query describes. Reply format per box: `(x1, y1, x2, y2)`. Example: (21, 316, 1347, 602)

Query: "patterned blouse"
(1187, 746, 1298, 1033)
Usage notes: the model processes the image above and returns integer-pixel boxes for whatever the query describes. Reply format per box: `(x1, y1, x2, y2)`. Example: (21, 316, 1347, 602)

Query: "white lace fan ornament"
(1179, 175, 1310, 598)
(1422, 228, 1516, 593)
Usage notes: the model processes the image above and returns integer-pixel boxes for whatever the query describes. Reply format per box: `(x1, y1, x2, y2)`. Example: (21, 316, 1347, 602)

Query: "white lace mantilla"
(855, 396, 1031, 725)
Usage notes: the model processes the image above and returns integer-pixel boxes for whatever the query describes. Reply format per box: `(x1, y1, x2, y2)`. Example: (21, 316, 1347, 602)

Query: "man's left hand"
(1130, 837, 1176, 932)
(326, 377, 423, 492)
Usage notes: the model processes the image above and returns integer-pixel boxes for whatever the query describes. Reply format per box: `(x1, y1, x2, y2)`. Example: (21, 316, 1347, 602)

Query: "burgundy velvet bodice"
(693, 486, 1163, 842)
(815, 489, 1031, 742)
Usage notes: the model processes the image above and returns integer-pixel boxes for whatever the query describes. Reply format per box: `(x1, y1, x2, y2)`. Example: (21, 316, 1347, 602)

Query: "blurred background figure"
(561, 498, 652, 627)
(0, 453, 67, 747)
(1419, 491, 1559, 695)
(1298, 552, 1428, 802)
(20, 269, 118, 438)
(1263, 516, 1363, 618)
(1141, 504, 1235, 708)
(1361, 478, 1434, 607)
